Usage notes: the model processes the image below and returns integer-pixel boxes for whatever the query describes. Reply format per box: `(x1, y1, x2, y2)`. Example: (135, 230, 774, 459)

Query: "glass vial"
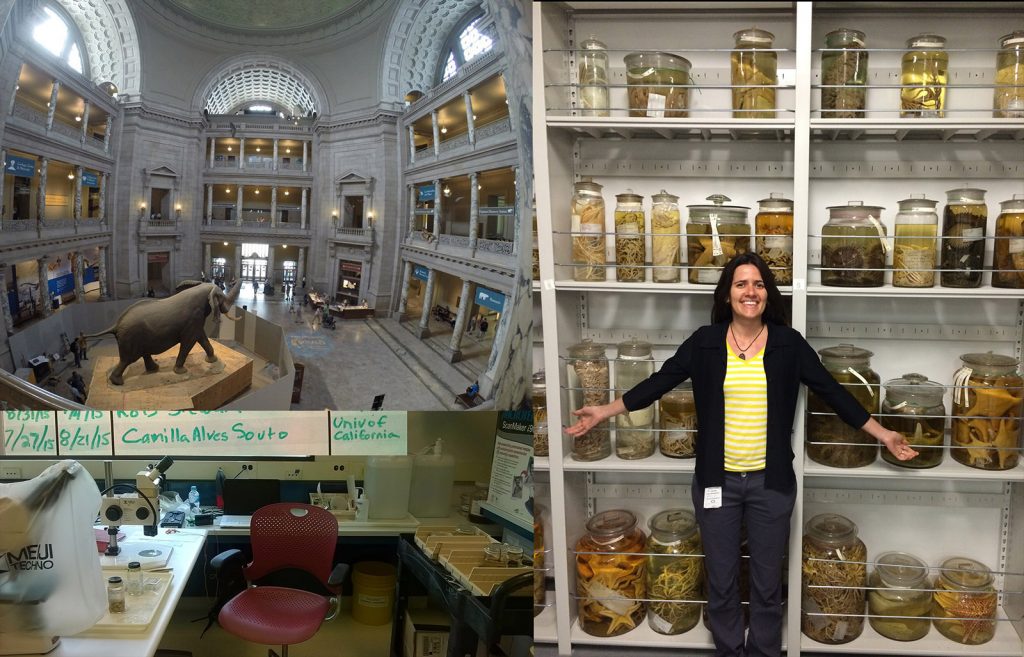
(993, 194, 1024, 288)
(107, 576, 126, 613)
(614, 340, 655, 459)
(732, 28, 777, 118)
(901, 34, 948, 118)
(579, 36, 610, 117)
(126, 561, 143, 596)
(571, 180, 607, 281)
(651, 190, 681, 283)
(994, 31, 1024, 118)
(755, 193, 794, 285)
(940, 187, 987, 288)
(892, 194, 938, 288)
(821, 28, 868, 118)
(614, 190, 646, 282)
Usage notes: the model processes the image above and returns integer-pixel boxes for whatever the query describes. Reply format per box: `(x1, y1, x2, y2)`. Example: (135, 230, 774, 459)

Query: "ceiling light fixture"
(67, 172, 74, 179)
(286, 148, 291, 153)
(256, 147, 261, 152)
(254, 189, 260, 195)
(440, 126, 448, 134)
(284, 190, 290, 196)
(225, 188, 231, 193)
(472, 114, 477, 120)
(74, 116, 81, 122)
(223, 241, 228, 246)
(227, 146, 232, 151)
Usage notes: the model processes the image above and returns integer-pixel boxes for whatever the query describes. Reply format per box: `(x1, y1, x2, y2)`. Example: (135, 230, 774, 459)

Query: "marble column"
(431, 110, 440, 156)
(73, 252, 84, 301)
(300, 188, 308, 229)
(104, 116, 112, 153)
(45, 81, 59, 131)
(209, 137, 216, 168)
(417, 269, 436, 338)
(433, 179, 442, 240)
(272, 139, 279, 171)
(397, 260, 412, 316)
(407, 185, 417, 238)
(512, 166, 521, 255)
(37, 257, 51, 317)
(469, 172, 479, 252)
(97, 246, 108, 299)
(79, 100, 90, 145)
(204, 243, 211, 277)
(0, 148, 5, 225)
(73, 166, 83, 223)
(266, 246, 275, 286)
(270, 186, 278, 227)
(302, 142, 308, 172)
(238, 138, 245, 169)
(464, 91, 476, 146)
(99, 173, 107, 223)
(0, 263, 13, 335)
(233, 244, 242, 280)
(447, 279, 474, 362)
(37, 157, 48, 224)
(206, 184, 213, 223)
(407, 125, 416, 163)
(235, 185, 244, 226)
(296, 247, 306, 289)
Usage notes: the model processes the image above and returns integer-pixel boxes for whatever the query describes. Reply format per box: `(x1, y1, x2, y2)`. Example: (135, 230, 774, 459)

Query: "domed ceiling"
(163, 0, 370, 33)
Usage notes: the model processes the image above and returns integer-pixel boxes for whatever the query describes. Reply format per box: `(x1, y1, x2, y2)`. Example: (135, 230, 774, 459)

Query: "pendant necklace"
(730, 323, 765, 360)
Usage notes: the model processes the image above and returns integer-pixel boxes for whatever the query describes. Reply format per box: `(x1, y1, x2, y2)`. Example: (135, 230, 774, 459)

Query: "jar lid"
(574, 180, 603, 195)
(825, 28, 866, 47)
(907, 34, 946, 49)
(826, 201, 886, 221)
(884, 373, 944, 408)
(580, 35, 607, 51)
(688, 194, 749, 223)
(617, 339, 653, 359)
(615, 189, 644, 204)
(757, 192, 793, 211)
(959, 351, 1020, 371)
(624, 51, 692, 72)
(532, 370, 545, 385)
(1000, 194, 1024, 212)
(818, 343, 873, 364)
(648, 509, 698, 540)
(127, 561, 141, 569)
(108, 576, 123, 583)
(652, 189, 679, 204)
(939, 556, 993, 589)
(1000, 31, 1024, 48)
(897, 194, 938, 212)
(734, 28, 775, 46)
(805, 512, 858, 545)
(875, 551, 929, 588)
(585, 509, 638, 543)
(567, 339, 607, 360)
(945, 187, 986, 204)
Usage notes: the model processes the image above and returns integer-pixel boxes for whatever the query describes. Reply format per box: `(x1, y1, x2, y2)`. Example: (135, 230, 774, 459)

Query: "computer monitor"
(222, 478, 281, 515)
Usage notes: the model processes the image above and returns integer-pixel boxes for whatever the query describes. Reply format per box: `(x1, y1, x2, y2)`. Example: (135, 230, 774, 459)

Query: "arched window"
(437, 13, 495, 84)
(30, 4, 88, 75)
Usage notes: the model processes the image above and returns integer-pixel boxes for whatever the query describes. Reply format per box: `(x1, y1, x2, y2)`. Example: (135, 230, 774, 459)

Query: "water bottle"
(187, 485, 200, 514)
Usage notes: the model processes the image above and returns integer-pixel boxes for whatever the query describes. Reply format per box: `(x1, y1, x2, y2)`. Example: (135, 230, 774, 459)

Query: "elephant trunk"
(220, 279, 242, 313)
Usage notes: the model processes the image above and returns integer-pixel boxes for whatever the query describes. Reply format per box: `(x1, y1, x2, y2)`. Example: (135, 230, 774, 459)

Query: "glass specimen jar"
(572, 180, 607, 281)
(901, 34, 948, 117)
(651, 190, 682, 283)
(579, 36, 610, 117)
(940, 187, 987, 288)
(659, 382, 697, 458)
(932, 557, 997, 645)
(534, 505, 545, 616)
(576, 509, 648, 637)
(614, 340, 655, 459)
(107, 576, 125, 613)
(868, 551, 932, 641)
(880, 373, 946, 469)
(686, 194, 751, 284)
(614, 191, 646, 282)
(531, 213, 540, 280)
(532, 370, 548, 456)
(624, 51, 692, 118)
(821, 201, 887, 287)
(801, 513, 868, 644)
(993, 194, 1024, 288)
(892, 195, 939, 288)
(567, 340, 611, 461)
(807, 344, 880, 468)
(821, 28, 868, 118)
(951, 352, 1023, 470)
(994, 31, 1024, 118)
(755, 193, 794, 284)
(732, 28, 777, 117)
(646, 510, 703, 635)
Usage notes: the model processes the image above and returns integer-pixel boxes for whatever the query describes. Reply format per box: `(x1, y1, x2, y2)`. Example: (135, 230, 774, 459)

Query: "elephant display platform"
(85, 339, 253, 410)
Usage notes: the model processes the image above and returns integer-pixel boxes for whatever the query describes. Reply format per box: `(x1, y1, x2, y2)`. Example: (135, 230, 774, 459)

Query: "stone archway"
(54, 0, 142, 96)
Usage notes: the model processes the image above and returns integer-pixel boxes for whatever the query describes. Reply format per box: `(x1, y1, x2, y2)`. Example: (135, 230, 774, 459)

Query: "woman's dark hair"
(710, 252, 789, 326)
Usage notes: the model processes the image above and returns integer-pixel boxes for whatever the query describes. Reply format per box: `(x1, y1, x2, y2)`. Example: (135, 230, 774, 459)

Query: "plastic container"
(624, 51, 692, 118)
(187, 485, 200, 514)
(351, 561, 397, 625)
(755, 193, 794, 284)
(881, 373, 946, 468)
(901, 34, 948, 117)
(408, 439, 455, 517)
(893, 195, 939, 288)
(614, 340, 655, 459)
(995, 31, 1024, 117)
(940, 187, 987, 288)
(821, 201, 888, 287)
(365, 455, 413, 519)
(821, 28, 868, 118)
(686, 194, 751, 284)
(993, 194, 1024, 288)
(807, 344, 880, 468)
(579, 36, 610, 116)
(572, 180, 607, 281)
(801, 513, 867, 644)
(951, 352, 1023, 470)
(732, 28, 777, 117)
(651, 190, 682, 282)
(868, 552, 931, 641)
(614, 190, 646, 282)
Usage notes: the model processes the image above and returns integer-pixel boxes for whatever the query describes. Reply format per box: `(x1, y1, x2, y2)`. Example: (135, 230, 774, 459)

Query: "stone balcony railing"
(407, 115, 512, 168)
(11, 101, 109, 154)
(406, 230, 515, 260)
(0, 217, 109, 245)
(138, 218, 179, 235)
(202, 218, 310, 235)
(207, 159, 309, 173)
(333, 225, 374, 246)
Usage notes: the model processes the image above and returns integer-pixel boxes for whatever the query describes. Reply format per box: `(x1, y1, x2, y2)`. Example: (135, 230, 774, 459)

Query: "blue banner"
(4, 155, 35, 177)
(417, 185, 435, 202)
(48, 273, 75, 298)
(413, 265, 429, 281)
(475, 286, 505, 313)
(479, 206, 515, 216)
(81, 171, 98, 187)
(84, 265, 97, 285)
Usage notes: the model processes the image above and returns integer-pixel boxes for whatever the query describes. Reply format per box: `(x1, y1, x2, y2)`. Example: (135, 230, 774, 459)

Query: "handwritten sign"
(111, 411, 329, 456)
(57, 411, 113, 456)
(329, 412, 407, 455)
(2, 411, 58, 455)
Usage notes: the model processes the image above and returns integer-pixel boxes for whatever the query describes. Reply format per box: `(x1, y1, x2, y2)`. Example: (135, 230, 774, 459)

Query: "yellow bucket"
(351, 561, 396, 625)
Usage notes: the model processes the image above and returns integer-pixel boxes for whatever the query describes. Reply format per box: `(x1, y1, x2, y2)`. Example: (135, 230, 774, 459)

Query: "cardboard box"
(403, 606, 450, 657)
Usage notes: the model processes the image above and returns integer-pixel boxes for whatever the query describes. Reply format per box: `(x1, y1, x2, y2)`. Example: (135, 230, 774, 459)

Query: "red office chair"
(211, 503, 348, 657)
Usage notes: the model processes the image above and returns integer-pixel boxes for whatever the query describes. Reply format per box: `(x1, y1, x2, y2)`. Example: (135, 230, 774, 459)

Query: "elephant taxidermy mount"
(85, 280, 242, 386)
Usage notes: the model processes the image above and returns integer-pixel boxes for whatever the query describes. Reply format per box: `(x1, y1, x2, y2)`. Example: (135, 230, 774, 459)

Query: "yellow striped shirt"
(723, 346, 768, 472)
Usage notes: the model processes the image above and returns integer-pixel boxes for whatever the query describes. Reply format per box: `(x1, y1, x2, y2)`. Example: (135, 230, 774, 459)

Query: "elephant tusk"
(223, 311, 241, 322)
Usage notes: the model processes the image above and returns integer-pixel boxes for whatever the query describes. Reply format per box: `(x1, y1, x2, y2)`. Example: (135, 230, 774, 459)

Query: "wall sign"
(413, 265, 429, 281)
(4, 155, 35, 178)
(475, 287, 506, 313)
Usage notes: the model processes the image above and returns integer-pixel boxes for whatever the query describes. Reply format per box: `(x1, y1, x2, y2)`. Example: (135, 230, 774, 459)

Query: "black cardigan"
(621, 322, 870, 492)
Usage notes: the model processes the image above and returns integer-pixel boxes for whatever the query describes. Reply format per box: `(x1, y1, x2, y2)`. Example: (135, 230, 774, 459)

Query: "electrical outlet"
(1, 467, 22, 480)
(286, 467, 303, 479)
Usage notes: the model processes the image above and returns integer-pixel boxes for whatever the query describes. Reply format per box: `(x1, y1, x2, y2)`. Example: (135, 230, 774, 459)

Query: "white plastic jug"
(364, 456, 412, 519)
(408, 439, 456, 518)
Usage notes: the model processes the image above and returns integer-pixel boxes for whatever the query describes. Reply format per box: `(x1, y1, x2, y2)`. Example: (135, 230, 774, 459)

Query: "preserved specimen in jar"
(994, 31, 1024, 118)
(993, 194, 1024, 288)
(932, 557, 997, 645)
(951, 352, 1022, 470)
(576, 510, 647, 636)
(625, 52, 692, 118)
(755, 193, 794, 284)
(821, 202, 887, 287)
(532, 371, 548, 456)
(868, 552, 931, 641)
(572, 181, 607, 281)
(801, 513, 867, 644)
(901, 35, 948, 117)
(686, 194, 751, 285)
(646, 510, 703, 635)
(821, 28, 868, 118)
(940, 188, 987, 288)
(880, 373, 946, 468)
(659, 384, 697, 458)
(579, 36, 610, 117)
(614, 340, 655, 459)
(614, 191, 646, 282)
(651, 190, 682, 283)
(807, 344, 879, 468)
(569, 340, 611, 461)
(732, 29, 777, 118)
(892, 195, 938, 288)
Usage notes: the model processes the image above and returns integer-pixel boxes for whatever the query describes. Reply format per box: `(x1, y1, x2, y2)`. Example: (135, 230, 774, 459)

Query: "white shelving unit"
(533, 2, 1024, 656)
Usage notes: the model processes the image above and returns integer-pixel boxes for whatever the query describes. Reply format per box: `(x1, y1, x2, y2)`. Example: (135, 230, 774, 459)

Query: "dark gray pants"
(692, 470, 796, 657)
